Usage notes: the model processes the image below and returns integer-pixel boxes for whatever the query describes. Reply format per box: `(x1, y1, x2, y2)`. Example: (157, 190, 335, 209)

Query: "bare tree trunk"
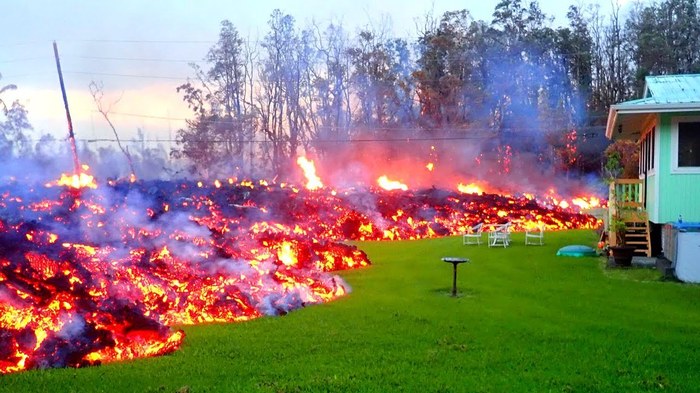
(89, 81, 136, 178)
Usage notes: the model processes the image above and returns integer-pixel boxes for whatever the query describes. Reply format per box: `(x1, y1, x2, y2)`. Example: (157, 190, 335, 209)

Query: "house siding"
(657, 113, 700, 223)
(645, 173, 658, 222)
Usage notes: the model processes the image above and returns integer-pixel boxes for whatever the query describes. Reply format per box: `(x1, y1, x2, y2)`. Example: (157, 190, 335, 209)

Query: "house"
(605, 74, 700, 256)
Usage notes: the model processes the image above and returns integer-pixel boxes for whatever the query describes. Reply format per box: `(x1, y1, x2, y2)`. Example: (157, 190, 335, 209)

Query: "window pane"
(645, 134, 650, 171)
(650, 127, 656, 169)
(678, 122, 700, 167)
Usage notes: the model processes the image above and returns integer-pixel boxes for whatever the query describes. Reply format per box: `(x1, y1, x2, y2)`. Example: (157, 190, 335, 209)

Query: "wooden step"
(622, 219, 651, 257)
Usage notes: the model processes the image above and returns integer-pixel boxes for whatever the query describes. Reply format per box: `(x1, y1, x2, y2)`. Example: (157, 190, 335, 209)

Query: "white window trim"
(653, 124, 660, 222)
(641, 124, 657, 177)
(639, 115, 658, 177)
(671, 116, 700, 174)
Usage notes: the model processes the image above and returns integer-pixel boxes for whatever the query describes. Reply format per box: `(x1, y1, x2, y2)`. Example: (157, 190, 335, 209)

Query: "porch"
(607, 179, 651, 256)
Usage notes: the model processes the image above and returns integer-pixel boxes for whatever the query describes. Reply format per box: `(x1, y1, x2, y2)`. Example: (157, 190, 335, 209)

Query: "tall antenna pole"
(53, 41, 81, 174)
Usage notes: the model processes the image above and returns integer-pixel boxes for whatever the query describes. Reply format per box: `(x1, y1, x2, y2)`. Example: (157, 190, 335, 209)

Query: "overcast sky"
(1, 0, 632, 144)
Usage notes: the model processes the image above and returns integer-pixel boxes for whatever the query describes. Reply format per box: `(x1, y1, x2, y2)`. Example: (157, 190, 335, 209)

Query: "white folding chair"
(462, 223, 484, 245)
(525, 223, 545, 245)
(488, 222, 511, 248)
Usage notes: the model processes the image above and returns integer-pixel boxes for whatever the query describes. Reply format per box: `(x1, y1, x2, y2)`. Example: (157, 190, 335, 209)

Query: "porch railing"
(608, 179, 644, 246)
(612, 179, 644, 209)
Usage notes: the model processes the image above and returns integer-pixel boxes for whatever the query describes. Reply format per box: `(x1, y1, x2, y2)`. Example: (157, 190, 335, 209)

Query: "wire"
(0, 57, 50, 64)
(75, 55, 201, 63)
(64, 71, 188, 81)
(62, 39, 215, 45)
(1, 72, 53, 79)
(31, 132, 567, 144)
(101, 111, 188, 121)
(98, 111, 581, 133)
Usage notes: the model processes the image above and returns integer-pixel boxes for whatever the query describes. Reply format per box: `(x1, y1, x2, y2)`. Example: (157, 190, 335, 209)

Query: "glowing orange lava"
(0, 170, 601, 374)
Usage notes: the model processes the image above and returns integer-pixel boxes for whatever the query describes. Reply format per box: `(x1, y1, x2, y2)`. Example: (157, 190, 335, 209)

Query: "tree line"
(2, 0, 700, 181)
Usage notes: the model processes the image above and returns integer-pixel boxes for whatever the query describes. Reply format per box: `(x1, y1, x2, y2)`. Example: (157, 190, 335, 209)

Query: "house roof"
(605, 74, 700, 139)
(644, 74, 700, 103)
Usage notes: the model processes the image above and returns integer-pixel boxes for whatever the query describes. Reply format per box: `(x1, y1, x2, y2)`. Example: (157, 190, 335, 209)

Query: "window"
(678, 122, 700, 167)
(639, 127, 655, 175)
(672, 117, 700, 174)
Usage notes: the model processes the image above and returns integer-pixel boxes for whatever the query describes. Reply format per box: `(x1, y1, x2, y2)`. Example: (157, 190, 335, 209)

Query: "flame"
(426, 162, 434, 171)
(457, 182, 484, 195)
(296, 156, 323, 190)
(45, 165, 97, 190)
(377, 176, 408, 191)
(0, 167, 603, 375)
(571, 197, 601, 210)
(0, 178, 370, 374)
(277, 242, 298, 266)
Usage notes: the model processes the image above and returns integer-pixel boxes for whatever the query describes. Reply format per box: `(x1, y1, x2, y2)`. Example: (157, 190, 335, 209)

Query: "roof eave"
(605, 102, 700, 139)
(605, 107, 618, 139)
(614, 102, 700, 113)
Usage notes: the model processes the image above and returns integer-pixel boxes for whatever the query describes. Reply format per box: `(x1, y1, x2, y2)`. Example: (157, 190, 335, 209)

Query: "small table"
(441, 257, 470, 297)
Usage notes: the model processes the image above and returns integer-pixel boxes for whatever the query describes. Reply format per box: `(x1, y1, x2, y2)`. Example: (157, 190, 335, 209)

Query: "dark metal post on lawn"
(451, 263, 458, 297)
(441, 257, 469, 297)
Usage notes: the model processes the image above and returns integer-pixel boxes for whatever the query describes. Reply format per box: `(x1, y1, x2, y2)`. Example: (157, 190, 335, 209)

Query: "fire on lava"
(0, 157, 602, 374)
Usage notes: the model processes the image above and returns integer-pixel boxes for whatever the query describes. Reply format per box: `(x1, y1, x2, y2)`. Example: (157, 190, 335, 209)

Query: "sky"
(1, 0, 633, 148)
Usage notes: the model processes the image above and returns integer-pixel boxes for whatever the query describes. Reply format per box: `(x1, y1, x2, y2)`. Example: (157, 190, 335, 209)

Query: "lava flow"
(0, 173, 368, 374)
(0, 160, 600, 374)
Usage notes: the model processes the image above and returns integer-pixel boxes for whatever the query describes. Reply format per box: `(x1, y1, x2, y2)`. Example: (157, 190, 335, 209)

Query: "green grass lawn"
(4, 230, 700, 392)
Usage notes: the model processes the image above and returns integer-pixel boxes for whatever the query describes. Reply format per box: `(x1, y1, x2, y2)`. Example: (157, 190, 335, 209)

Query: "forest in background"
(1, 0, 699, 183)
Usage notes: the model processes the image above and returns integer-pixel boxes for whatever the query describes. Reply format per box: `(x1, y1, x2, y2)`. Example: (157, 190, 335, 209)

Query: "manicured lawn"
(3, 230, 700, 392)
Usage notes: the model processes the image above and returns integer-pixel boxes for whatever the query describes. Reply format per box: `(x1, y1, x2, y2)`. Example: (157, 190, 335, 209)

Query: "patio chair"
(462, 223, 484, 245)
(525, 223, 545, 246)
(488, 222, 511, 247)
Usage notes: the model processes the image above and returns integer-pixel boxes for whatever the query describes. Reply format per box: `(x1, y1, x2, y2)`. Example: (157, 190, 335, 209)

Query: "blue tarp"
(556, 245, 597, 257)
(672, 222, 700, 232)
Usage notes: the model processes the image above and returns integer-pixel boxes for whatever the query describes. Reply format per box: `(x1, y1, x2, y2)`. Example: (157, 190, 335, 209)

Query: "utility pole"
(53, 41, 81, 174)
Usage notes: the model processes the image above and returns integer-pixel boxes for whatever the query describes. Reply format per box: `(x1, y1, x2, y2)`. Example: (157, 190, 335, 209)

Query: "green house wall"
(653, 113, 700, 223)
(645, 173, 658, 222)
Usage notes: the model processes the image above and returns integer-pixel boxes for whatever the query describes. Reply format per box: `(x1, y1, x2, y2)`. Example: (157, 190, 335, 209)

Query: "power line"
(75, 55, 201, 64)
(64, 70, 188, 81)
(62, 39, 215, 45)
(0, 41, 50, 48)
(1, 72, 52, 79)
(98, 111, 576, 133)
(30, 132, 556, 145)
(0, 57, 50, 64)
(104, 111, 189, 121)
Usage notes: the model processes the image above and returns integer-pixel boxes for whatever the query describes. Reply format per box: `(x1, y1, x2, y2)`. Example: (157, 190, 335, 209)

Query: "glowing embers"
(0, 176, 600, 374)
(0, 247, 184, 374)
(0, 182, 369, 374)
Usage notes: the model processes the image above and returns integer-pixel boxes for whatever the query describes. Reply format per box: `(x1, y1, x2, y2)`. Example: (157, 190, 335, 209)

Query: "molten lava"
(0, 168, 600, 374)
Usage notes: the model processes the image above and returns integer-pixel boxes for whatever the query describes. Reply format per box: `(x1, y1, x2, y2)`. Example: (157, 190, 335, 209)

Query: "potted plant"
(602, 151, 623, 184)
(602, 144, 638, 267)
(608, 215, 635, 267)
